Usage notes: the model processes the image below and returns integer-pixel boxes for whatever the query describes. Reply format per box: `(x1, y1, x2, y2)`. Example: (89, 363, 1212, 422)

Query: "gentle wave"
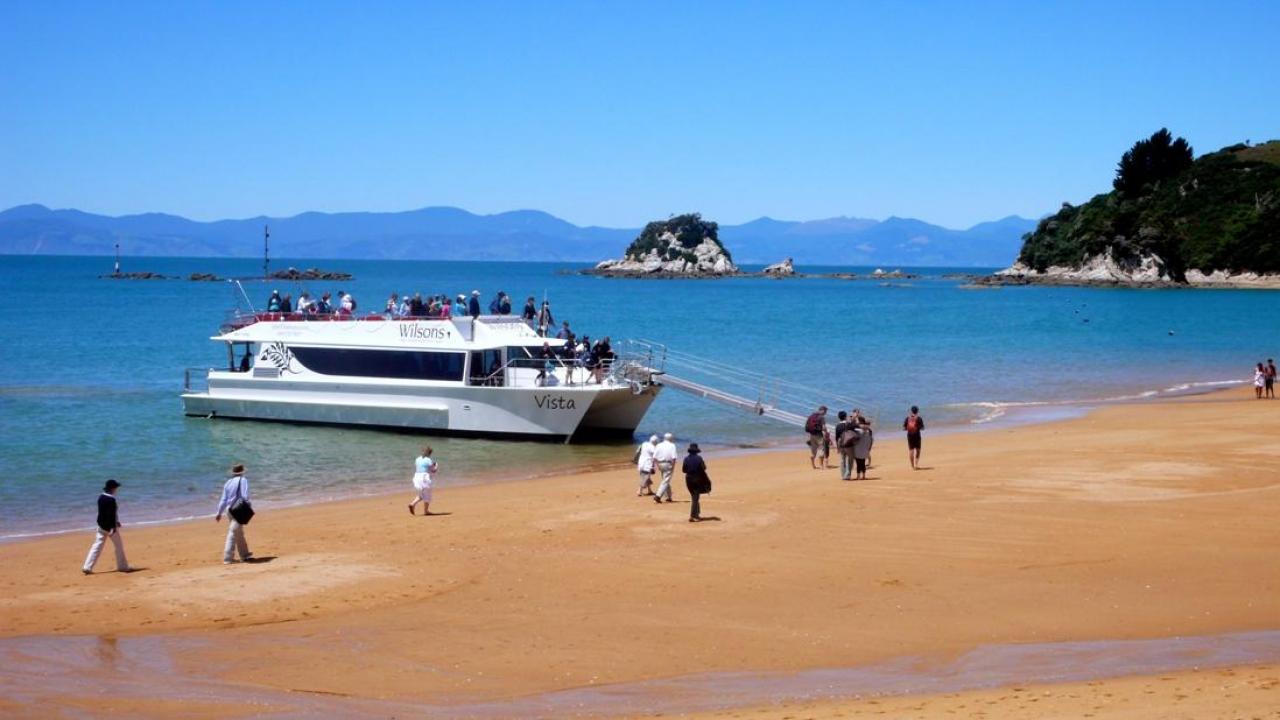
(948, 378, 1248, 424)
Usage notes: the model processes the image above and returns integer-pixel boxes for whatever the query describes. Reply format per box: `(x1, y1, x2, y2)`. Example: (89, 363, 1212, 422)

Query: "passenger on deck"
(440, 296, 453, 317)
(538, 341, 557, 360)
(522, 297, 537, 323)
(266, 290, 282, 312)
(315, 292, 332, 314)
(280, 294, 293, 313)
(488, 292, 502, 315)
(556, 321, 572, 340)
(537, 301, 554, 337)
(499, 293, 512, 315)
(297, 292, 314, 315)
(239, 350, 251, 372)
(453, 295, 467, 317)
(469, 291, 481, 318)
(339, 291, 355, 315)
(385, 293, 399, 317)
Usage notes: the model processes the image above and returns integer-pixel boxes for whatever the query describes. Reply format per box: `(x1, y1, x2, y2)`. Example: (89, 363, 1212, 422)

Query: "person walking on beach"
(804, 406, 827, 469)
(635, 434, 658, 496)
(853, 417, 874, 480)
(653, 432, 678, 503)
(903, 406, 925, 470)
(215, 464, 254, 564)
(682, 443, 712, 522)
(407, 446, 439, 515)
(82, 479, 132, 575)
(1255, 363, 1266, 399)
(834, 411, 855, 480)
(1267, 359, 1277, 399)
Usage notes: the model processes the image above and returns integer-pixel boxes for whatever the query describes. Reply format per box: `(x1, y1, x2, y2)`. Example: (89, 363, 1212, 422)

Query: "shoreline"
(0, 373, 1251, 543)
(2, 385, 1279, 717)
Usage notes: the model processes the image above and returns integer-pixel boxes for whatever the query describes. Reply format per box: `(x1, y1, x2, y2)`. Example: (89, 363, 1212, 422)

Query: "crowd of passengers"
(262, 288, 617, 381)
(264, 289, 560, 336)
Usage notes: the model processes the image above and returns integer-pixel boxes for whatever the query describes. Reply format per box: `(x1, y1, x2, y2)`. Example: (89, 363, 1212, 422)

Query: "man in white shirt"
(652, 432, 678, 503)
(635, 434, 658, 497)
(215, 463, 254, 564)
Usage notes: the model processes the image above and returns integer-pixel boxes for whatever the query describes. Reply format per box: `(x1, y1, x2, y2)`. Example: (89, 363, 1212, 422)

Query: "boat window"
(469, 349, 504, 386)
(291, 347, 465, 381)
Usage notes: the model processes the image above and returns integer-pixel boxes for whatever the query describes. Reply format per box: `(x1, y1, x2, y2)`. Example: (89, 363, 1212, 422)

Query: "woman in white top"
(1255, 362, 1267, 399)
(407, 446, 439, 516)
(635, 435, 658, 496)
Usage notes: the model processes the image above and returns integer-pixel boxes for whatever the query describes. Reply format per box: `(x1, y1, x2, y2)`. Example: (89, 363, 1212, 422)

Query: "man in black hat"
(682, 443, 712, 522)
(82, 479, 132, 574)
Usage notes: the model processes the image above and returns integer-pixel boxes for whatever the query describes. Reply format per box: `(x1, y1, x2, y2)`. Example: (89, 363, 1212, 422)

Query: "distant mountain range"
(0, 204, 1038, 267)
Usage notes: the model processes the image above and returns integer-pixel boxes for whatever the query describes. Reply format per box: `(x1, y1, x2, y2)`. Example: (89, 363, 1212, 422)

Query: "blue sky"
(1, 1, 1276, 229)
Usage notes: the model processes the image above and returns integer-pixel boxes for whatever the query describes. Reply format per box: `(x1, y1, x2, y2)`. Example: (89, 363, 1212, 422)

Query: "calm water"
(1, 255, 1275, 537)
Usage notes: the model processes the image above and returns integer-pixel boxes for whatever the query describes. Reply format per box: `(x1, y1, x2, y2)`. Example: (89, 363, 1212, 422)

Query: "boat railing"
(470, 354, 636, 389)
(183, 367, 211, 394)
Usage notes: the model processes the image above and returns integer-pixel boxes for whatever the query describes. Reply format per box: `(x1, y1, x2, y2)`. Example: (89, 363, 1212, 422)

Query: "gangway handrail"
(638, 341, 882, 428)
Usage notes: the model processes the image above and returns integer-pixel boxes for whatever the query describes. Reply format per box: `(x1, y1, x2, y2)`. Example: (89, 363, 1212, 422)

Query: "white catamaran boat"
(181, 300, 664, 442)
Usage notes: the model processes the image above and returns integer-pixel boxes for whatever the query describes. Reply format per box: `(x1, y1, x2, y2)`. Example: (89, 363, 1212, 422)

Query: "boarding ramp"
(622, 340, 879, 429)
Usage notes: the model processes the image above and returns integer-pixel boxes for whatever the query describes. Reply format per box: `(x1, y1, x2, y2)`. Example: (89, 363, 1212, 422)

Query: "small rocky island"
(100, 271, 173, 280)
(991, 130, 1280, 288)
(588, 213, 739, 277)
(187, 267, 354, 282)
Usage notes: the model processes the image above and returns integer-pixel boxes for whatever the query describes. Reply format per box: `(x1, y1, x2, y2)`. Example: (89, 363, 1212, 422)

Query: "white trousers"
(655, 461, 674, 500)
(224, 520, 251, 562)
(84, 528, 129, 572)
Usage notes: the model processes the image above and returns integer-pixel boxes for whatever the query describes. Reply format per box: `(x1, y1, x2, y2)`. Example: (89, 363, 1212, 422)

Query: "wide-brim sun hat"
(687, 443, 701, 454)
(230, 463, 246, 475)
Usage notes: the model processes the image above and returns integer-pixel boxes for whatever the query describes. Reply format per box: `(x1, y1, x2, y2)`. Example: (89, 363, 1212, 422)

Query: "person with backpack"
(903, 406, 925, 470)
(834, 411, 855, 480)
(215, 463, 255, 564)
(804, 406, 828, 469)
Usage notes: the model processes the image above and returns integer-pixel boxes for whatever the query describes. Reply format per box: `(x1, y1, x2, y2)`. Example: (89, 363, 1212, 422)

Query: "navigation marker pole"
(263, 224, 271, 278)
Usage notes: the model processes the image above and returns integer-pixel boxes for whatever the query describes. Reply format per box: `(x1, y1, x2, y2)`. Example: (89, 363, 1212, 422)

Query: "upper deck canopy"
(214, 312, 566, 351)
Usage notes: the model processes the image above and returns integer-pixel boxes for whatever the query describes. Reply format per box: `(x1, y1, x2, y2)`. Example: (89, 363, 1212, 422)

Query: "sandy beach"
(2, 387, 1279, 718)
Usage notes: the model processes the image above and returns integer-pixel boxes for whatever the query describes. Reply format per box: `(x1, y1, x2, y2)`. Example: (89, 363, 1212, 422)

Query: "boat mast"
(263, 224, 271, 278)
(113, 241, 120, 275)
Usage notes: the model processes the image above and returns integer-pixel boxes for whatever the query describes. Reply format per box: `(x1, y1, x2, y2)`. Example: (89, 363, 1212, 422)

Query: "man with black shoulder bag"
(215, 463, 255, 564)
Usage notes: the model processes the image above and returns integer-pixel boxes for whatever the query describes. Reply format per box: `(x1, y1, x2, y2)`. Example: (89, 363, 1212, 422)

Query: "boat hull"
(181, 373, 660, 442)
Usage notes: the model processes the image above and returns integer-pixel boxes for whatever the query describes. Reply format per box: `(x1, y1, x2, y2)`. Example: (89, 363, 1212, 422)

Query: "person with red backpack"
(804, 406, 827, 469)
(903, 406, 925, 470)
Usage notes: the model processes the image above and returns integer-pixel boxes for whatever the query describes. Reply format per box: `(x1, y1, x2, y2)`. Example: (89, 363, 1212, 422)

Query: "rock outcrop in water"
(762, 258, 795, 276)
(269, 267, 354, 281)
(100, 271, 172, 280)
(589, 214, 738, 277)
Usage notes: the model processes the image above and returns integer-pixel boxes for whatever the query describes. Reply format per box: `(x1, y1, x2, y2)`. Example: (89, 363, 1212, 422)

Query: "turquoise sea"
(1, 255, 1274, 538)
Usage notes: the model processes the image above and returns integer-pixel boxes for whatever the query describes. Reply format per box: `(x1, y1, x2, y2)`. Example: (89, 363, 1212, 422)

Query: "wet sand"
(1, 387, 1279, 717)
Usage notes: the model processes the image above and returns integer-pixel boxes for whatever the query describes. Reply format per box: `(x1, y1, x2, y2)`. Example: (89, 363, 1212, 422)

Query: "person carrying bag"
(216, 463, 255, 564)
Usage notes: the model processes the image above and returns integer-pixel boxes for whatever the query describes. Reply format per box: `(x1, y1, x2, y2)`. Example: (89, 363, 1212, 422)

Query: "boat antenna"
(263, 224, 271, 279)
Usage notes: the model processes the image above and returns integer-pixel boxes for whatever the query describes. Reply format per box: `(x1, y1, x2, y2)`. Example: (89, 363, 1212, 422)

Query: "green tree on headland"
(1113, 128, 1194, 199)
(1017, 132, 1280, 278)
